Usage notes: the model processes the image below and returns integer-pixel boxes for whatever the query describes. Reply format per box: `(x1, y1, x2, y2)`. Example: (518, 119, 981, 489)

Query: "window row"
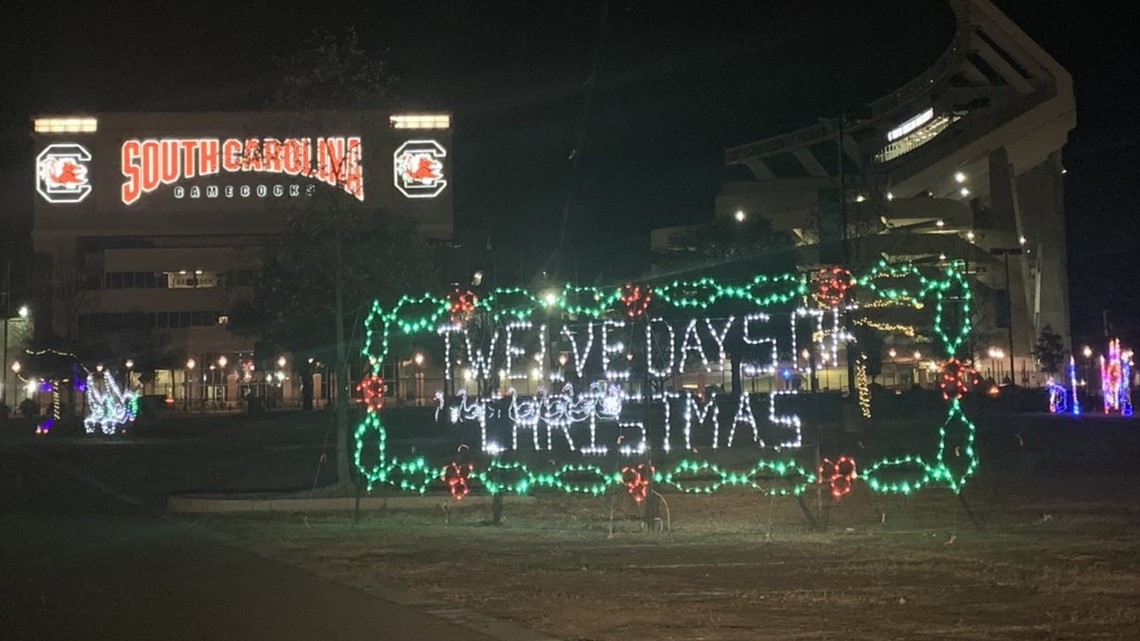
(95, 270, 257, 290)
(78, 311, 225, 332)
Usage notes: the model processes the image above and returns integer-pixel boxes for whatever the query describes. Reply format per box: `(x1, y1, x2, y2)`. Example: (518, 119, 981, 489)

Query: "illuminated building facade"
(656, 0, 1074, 386)
(31, 110, 452, 404)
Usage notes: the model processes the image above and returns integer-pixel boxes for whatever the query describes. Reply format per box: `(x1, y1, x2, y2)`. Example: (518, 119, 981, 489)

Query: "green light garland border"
(356, 260, 978, 497)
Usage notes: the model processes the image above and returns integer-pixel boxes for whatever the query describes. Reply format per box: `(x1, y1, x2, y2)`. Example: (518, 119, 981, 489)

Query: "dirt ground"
(199, 479, 1140, 641)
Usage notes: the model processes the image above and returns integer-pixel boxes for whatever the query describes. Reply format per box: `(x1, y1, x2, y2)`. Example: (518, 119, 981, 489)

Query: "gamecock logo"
(37, 143, 93, 204)
(393, 139, 447, 199)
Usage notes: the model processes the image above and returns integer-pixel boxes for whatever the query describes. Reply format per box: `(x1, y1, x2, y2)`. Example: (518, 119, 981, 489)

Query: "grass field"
(12, 409, 1139, 639)
(200, 475, 1140, 641)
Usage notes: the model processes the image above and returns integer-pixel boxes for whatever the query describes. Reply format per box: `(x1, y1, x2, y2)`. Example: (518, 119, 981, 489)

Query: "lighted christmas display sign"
(36, 143, 93, 204)
(84, 371, 138, 435)
(120, 136, 364, 205)
(356, 261, 978, 498)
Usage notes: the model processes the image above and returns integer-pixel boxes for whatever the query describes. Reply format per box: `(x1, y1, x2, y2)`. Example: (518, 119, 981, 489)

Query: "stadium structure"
(655, 0, 1075, 386)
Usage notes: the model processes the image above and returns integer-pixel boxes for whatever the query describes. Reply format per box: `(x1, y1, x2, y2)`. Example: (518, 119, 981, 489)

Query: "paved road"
(0, 444, 503, 641)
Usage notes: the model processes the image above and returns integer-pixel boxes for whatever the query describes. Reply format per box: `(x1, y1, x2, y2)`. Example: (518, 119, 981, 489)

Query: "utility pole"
(836, 115, 859, 401)
(1003, 250, 1015, 385)
(837, 115, 848, 256)
(640, 314, 657, 531)
(2, 261, 10, 410)
(334, 238, 352, 489)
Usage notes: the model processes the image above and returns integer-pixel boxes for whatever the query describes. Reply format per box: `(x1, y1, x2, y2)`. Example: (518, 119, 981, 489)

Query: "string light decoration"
(356, 260, 978, 498)
(854, 318, 917, 337)
(815, 266, 853, 307)
(1101, 339, 1133, 416)
(36, 380, 61, 435)
(855, 356, 872, 418)
(938, 358, 977, 401)
(1047, 356, 1082, 415)
(818, 456, 858, 500)
(621, 463, 653, 503)
(1046, 377, 1069, 414)
(620, 283, 652, 319)
(442, 461, 474, 500)
(1068, 356, 1081, 416)
(356, 374, 387, 412)
(84, 370, 138, 435)
(861, 398, 978, 495)
(447, 288, 477, 321)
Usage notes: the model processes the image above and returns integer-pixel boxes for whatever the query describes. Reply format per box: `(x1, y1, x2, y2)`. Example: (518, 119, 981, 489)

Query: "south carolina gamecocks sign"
(393, 139, 447, 199)
(37, 143, 93, 204)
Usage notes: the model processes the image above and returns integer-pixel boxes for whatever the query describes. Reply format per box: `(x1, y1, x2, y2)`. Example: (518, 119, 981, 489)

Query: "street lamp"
(3, 301, 31, 409)
(734, 209, 746, 223)
(184, 358, 196, 410)
(413, 352, 425, 406)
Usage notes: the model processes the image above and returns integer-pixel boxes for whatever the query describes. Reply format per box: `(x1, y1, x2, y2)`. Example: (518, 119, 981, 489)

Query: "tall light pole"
(991, 247, 1022, 385)
(2, 261, 10, 410)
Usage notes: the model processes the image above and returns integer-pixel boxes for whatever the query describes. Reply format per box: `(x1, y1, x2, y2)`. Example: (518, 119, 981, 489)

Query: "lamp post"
(1082, 345, 1093, 392)
(413, 352, 425, 406)
(185, 358, 196, 410)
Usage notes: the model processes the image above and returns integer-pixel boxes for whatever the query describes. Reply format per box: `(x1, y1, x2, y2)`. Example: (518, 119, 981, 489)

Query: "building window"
(874, 113, 961, 164)
(167, 271, 223, 289)
(80, 311, 225, 331)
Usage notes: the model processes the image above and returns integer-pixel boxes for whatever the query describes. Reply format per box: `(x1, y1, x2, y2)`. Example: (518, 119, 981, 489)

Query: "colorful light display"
(442, 462, 474, 500)
(36, 380, 61, 435)
(620, 284, 652, 319)
(447, 288, 477, 320)
(1047, 377, 1069, 414)
(357, 374, 387, 412)
(938, 358, 976, 401)
(1047, 357, 1083, 416)
(815, 266, 852, 307)
(1101, 339, 1133, 416)
(1069, 356, 1081, 416)
(355, 261, 978, 497)
(621, 463, 653, 503)
(84, 371, 138, 435)
(819, 456, 858, 500)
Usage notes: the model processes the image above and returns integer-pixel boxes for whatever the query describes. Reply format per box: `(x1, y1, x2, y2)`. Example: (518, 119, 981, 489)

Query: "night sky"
(1, 0, 1136, 347)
